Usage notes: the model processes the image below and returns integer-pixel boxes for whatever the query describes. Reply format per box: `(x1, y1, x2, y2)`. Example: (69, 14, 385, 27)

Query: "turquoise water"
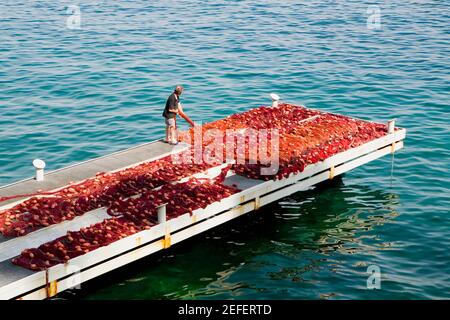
(1, 1, 449, 299)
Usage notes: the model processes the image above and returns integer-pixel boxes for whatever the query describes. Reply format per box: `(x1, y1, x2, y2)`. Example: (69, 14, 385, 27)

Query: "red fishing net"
(12, 170, 239, 271)
(179, 103, 387, 180)
(0, 152, 217, 237)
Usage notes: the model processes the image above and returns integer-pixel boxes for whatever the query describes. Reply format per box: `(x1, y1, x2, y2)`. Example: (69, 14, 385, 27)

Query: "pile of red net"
(179, 103, 388, 180)
(12, 171, 239, 271)
(0, 152, 216, 237)
(233, 113, 387, 180)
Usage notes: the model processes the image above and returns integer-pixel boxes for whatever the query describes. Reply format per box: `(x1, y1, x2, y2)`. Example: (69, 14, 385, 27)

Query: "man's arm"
(178, 103, 195, 127)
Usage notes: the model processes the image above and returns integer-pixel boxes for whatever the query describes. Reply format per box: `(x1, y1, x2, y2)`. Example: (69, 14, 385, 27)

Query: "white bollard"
(270, 93, 280, 108)
(33, 159, 46, 182)
(387, 119, 396, 134)
(157, 203, 167, 224)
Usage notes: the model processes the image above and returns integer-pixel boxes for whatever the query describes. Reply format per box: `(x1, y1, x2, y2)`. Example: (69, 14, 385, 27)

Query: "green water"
(0, 1, 449, 299)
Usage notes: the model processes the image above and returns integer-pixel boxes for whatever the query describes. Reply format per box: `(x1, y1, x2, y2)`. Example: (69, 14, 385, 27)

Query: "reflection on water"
(176, 178, 402, 300)
(275, 178, 400, 254)
(61, 176, 401, 300)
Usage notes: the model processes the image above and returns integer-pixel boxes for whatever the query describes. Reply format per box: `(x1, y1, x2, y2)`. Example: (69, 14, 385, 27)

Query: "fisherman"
(162, 85, 195, 144)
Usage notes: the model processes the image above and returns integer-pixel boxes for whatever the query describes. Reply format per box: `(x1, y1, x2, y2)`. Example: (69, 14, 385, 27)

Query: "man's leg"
(170, 125, 177, 144)
(173, 117, 178, 143)
(165, 118, 174, 143)
(165, 124, 170, 142)
(165, 118, 177, 144)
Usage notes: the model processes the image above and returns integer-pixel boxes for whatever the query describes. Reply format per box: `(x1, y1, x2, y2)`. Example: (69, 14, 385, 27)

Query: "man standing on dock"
(163, 85, 195, 144)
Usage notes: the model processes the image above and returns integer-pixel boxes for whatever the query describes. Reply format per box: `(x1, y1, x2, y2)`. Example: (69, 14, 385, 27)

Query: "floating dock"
(0, 108, 406, 300)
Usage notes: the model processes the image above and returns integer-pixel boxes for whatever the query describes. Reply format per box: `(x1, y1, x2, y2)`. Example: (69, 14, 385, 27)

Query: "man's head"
(174, 85, 184, 95)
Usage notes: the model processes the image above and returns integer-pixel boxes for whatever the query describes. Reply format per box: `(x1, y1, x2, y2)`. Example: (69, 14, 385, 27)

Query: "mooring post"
(387, 119, 397, 153)
(387, 119, 396, 134)
(270, 93, 280, 108)
(33, 159, 46, 182)
(157, 203, 167, 224)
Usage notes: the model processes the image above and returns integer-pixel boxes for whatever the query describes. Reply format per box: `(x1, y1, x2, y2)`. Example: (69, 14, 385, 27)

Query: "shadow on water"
(57, 176, 400, 300)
